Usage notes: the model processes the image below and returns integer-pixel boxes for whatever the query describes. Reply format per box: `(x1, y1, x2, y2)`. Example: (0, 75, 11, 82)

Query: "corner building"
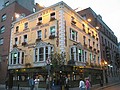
(9, 1, 101, 87)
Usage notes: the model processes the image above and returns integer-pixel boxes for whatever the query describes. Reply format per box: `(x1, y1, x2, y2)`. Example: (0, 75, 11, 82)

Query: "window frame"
(1, 14, 7, 21)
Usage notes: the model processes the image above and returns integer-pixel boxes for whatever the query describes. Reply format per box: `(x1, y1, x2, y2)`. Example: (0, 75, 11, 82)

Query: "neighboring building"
(9, 1, 101, 87)
(0, 0, 40, 84)
(77, 7, 119, 83)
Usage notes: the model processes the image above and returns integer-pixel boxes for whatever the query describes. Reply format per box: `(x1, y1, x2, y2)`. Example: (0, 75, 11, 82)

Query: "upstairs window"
(50, 12, 55, 21)
(10, 51, 24, 65)
(5, 1, 9, 7)
(33, 8, 36, 13)
(24, 22, 28, 29)
(0, 26, 5, 34)
(23, 35, 27, 42)
(15, 37, 18, 45)
(37, 17, 42, 25)
(15, 26, 19, 33)
(38, 17, 42, 22)
(70, 28, 77, 41)
(0, 38, 4, 45)
(50, 26, 55, 36)
(1, 14, 6, 21)
(37, 30, 42, 39)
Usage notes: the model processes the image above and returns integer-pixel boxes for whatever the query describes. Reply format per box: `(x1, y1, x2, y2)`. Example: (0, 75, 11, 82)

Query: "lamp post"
(46, 56, 51, 90)
(103, 60, 108, 84)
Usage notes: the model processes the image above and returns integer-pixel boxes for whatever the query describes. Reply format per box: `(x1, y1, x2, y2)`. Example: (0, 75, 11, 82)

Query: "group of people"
(29, 76, 40, 90)
(79, 77, 91, 90)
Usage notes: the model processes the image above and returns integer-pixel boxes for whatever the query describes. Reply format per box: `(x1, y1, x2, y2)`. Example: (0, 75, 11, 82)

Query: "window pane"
(21, 52, 24, 64)
(0, 38, 3, 45)
(39, 47, 44, 61)
(1, 14, 6, 21)
(0, 26, 5, 34)
(24, 22, 28, 29)
(35, 48, 38, 62)
(50, 26, 55, 35)
(46, 47, 48, 60)
(37, 30, 42, 39)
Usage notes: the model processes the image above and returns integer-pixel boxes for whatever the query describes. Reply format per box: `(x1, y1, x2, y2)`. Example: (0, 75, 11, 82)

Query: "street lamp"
(103, 60, 108, 84)
(46, 56, 52, 90)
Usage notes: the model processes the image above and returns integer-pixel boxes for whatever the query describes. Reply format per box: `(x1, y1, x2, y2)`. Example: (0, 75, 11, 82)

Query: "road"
(98, 83, 120, 90)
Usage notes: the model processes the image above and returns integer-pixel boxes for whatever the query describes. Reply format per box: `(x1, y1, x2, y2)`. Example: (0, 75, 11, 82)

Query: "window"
(10, 51, 24, 65)
(23, 35, 27, 42)
(0, 26, 5, 34)
(71, 47, 74, 60)
(78, 49, 82, 62)
(84, 51, 87, 62)
(1, 14, 6, 21)
(88, 39, 90, 46)
(83, 36, 86, 45)
(15, 37, 18, 45)
(37, 30, 42, 39)
(34, 44, 54, 62)
(38, 17, 42, 22)
(50, 26, 55, 36)
(70, 28, 77, 41)
(16, 26, 19, 33)
(24, 22, 28, 29)
(50, 12, 55, 20)
(21, 52, 24, 64)
(33, 8, 36, 13)
(0, 38, 3, 45)
(70, 47, 84, 62)
(5, 1, 9, 7)
(90, 53, 92, 62)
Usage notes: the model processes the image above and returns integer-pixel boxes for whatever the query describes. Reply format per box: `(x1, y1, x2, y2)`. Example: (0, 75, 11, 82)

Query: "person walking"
(34, 76, 40, 90)
(79, 78, 85, 90)
(85, 78, 90, 90)
(29, 77, 35, 90)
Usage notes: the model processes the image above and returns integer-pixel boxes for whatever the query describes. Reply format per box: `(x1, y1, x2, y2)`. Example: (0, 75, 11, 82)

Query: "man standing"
(29, 77, 35, 90)
(79, 78, 85, 90)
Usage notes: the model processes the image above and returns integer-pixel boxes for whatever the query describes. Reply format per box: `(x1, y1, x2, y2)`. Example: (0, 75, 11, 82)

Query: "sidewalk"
(0, 81, 120, 90)
(69, 81, 120, 90)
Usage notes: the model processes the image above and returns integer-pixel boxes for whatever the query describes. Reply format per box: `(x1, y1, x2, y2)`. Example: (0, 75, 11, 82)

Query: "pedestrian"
(5, 78, 8, 89)
(79, 78, 85, 90)
(34, 76, 40, 90)
(29, 77, 35, 90)
(98, 76, 103, 87)
(65, 76, 69, 90)
(46, 77, 49, 90)
(85, 78, 90, 90)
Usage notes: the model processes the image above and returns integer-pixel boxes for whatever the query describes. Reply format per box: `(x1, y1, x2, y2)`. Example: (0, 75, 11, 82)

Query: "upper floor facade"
(8, 1, 101, 69)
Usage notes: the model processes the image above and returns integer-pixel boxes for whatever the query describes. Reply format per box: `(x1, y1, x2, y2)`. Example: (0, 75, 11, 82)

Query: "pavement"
(0, 81, 120, 90)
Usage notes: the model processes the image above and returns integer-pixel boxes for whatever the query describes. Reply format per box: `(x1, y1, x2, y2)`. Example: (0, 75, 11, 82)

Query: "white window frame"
(50, 26, 56, 36)
(0, 38, 3, 45)
(70, 28, 77, 41)
(0, 26, 5, 33)
(37, 30, 42, 39)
